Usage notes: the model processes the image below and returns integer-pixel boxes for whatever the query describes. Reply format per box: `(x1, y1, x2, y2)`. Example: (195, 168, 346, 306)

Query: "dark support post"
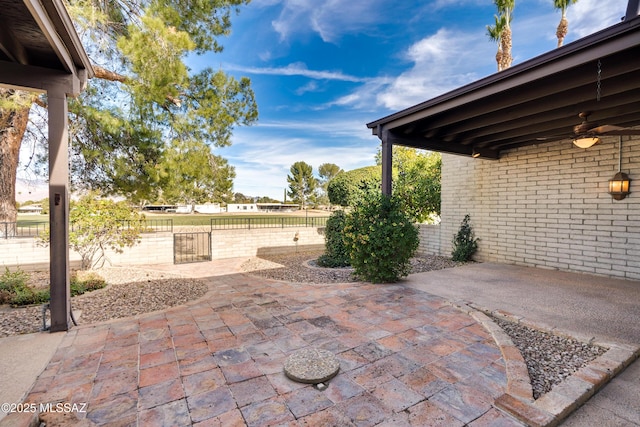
(626, 0, 640, 20)
(380, 126, 393, 196)
(48, 87, 71, 332)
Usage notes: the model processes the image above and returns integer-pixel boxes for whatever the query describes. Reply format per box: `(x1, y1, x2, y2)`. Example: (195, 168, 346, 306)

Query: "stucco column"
(48, 87, 71, 332)
(380, 127, 393, 196)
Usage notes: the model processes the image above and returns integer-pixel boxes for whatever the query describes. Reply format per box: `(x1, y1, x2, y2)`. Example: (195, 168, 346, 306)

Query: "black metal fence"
(1, 219, 173, 239)
(210, 216, 328, 230)
(0, 222, 48, 239)
(174, 232, 212, 264)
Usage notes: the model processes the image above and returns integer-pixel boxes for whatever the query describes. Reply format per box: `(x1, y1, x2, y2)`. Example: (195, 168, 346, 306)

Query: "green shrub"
(317, 210, 350, 268)
(71, 271, 106, 296)
(0, 267, 29, 292)
(0, 267, 50, 305)
(10, 284, 49, 306)
(451, 214, 479, 262)
(0, 268, 106, 306)
(343, 193, 419, 283)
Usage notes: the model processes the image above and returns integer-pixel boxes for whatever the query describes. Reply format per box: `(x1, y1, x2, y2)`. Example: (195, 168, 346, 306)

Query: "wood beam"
(385, 130, 500, 160)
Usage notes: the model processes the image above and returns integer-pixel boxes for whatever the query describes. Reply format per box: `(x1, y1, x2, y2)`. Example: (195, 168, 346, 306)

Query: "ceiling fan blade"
(601, 129, 640, 135)
(589, 125, 640, 135)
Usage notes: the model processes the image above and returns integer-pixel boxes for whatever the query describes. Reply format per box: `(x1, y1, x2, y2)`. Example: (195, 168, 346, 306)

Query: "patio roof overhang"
(0, 0, 94, 93)
(367, 4, 640, 161)
(0, 0, 93, 332)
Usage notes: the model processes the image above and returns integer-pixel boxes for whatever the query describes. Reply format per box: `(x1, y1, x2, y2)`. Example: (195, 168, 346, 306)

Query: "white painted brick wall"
(417, 224, 442, 256)
(438, 136, 640, 280)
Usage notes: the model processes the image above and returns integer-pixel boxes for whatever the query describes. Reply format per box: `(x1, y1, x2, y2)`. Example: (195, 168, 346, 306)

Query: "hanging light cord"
(617, 136, 623, 173)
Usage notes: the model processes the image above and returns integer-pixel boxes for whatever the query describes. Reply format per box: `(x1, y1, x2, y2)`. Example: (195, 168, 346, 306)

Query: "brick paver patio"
(24, 270, 524, 426)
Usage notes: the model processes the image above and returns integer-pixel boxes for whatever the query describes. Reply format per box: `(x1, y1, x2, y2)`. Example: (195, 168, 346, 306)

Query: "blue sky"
(10, 0, 627, 203)
(188, 0, 629, 201)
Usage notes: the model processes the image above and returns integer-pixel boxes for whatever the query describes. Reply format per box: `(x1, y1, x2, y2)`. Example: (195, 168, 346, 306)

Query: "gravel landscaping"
(0, 267, 208, 338)
(0, 250, 608, 400)
(491, 315, 607, 399)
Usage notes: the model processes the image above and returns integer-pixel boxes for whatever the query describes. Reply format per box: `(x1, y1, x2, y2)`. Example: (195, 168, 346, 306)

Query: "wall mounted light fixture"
(573, 136, 600, 149)
(608, 136, 631, 200)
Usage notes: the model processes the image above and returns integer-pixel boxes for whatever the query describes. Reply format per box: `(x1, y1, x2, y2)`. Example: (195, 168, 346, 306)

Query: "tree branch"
(92, 65, 182, 107)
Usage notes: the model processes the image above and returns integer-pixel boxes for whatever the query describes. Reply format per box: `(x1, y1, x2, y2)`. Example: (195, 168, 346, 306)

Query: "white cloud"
(271, 0, 388, 43)
(361, 29, 492, 111)
(295, 81, 320, 95)
(332, 0, 628, 113)
(225, 62, 365, 82)
(567, 0, 628, 39)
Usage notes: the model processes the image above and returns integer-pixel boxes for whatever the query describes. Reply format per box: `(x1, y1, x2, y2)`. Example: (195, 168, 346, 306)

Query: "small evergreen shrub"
(451, 214, 479, 262)
(343, 193, 419, 283)
(317, 210, 351, 268)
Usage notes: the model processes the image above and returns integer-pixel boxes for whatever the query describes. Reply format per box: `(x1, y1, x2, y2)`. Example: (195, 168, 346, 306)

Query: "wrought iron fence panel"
(0, 222, 48, 239)
(210, 216, 328, 230)
(1, 219, 173, 240)
(174, 232, 212, 264)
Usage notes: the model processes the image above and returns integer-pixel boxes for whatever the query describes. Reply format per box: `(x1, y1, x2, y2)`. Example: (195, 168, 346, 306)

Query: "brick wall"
(417, 224, 442, 257)
(439, 136, 640, 280)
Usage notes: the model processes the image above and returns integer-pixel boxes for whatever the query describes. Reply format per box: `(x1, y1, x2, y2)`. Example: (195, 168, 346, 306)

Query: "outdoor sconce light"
(608, 172, 631, 200)
(573, 137, 600, 149)
(608, 136, 631, 201)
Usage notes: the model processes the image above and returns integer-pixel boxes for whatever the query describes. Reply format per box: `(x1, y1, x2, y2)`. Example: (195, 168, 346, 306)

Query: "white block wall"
(0, 233, 174, 271)
(211, 228, 325, 259)
(0, 228, 326, 270)
(438, 136, 640, 280)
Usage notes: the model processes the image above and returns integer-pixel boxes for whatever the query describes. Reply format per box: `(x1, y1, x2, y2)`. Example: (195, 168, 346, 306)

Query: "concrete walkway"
(0, 259, 638, 426)
(0, 331, 65, 415)
(404, 262, 640, 426)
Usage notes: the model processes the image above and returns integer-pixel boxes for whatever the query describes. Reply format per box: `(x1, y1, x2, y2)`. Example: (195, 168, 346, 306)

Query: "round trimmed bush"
(343, 193, 419, 283)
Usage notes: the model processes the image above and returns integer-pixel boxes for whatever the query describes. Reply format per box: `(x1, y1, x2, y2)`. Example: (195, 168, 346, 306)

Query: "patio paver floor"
(27, 272, 524, 426)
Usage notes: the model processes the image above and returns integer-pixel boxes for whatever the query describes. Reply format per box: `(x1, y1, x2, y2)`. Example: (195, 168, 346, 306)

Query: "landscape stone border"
(446, 299, 640, 427)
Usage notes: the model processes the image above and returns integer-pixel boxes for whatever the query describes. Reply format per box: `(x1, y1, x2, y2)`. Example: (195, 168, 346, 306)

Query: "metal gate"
(174, 232, 212, 264)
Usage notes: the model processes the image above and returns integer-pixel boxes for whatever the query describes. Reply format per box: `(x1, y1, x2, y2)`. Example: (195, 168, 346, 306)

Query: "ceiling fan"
(572, 112, 640, 148)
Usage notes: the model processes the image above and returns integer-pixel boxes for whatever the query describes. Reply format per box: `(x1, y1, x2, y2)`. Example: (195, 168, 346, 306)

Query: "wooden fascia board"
(49, 0, 94, 78)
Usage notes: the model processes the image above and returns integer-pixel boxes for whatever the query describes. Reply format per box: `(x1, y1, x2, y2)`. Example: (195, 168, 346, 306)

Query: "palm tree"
(488, 0, 515, 71)
(487, 15, 506, 71)
(554, 0, 579, 47)
(496, 0, 515, 70)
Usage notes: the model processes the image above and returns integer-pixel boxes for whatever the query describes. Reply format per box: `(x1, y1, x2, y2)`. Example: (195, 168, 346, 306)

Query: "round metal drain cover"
(283, 348, 340, 384)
